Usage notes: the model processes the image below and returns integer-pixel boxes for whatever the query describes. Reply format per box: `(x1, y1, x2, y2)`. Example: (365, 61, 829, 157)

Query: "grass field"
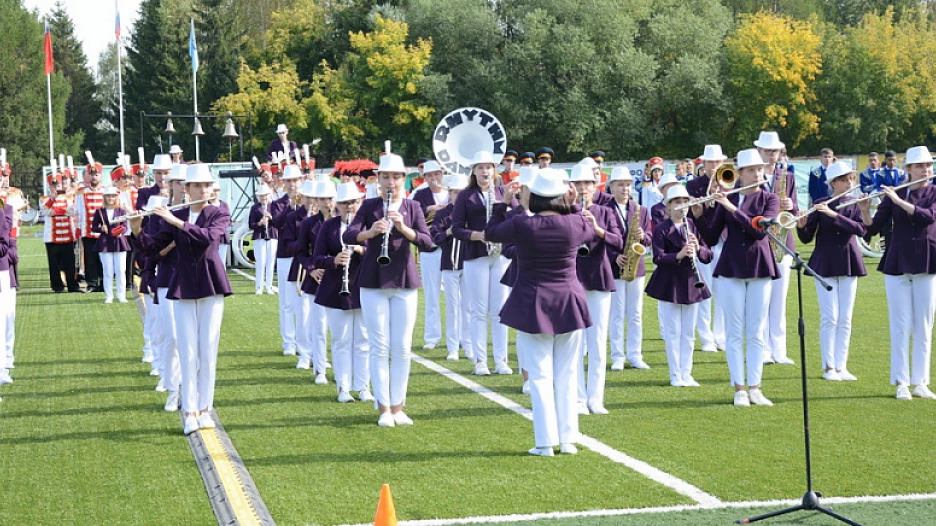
(1, 227, 935, 526)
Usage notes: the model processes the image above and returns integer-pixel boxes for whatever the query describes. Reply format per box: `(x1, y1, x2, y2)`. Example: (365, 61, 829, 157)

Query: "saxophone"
(769, 162, 787, 263)
(621, 203, 646, 281)
(485, 188, 501, 257)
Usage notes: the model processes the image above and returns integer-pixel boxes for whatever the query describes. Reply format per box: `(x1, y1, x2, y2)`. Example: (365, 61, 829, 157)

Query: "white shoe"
(701, 346, 718, 353)
(734, 391, 750, 407)
(559, 443, 578, 454)
(473, 362, 490, 376)
(446, 352, 459, 361)
(0, 372, 12, 385)
(588, 403, 609, 415)
(683, 376, 701, 387)
(774, 356, 795, 365)
(164, 391, 180, 412)
(749, 389, 774, 406)
(358, 389, 374, 403)
(577, 401, 590, 415)
(495, 362, 513, 375)
(183, 415, 200, 435)
(913, 385, 936, 399)
(522, 381, 530, 395)
(142, 353, 154, 363)
(314, 373, 328, 385)
(528, 446, 554, 457)
(197, 413, 216, 429)
(283, 348, 296, 357)
(822, 370, 842, 381)
(392, 411, 414, 425)
(610, 359, 625, 371)
(422, 342, 436, 350)
(296, 358, 311, 370)
(670, 376, 688, 387)
(896, 384, 912, 400)
(630, 359, 650, 370)
(117, 297, 128, 303)
(269, 286, 278, 294)
(154, 378, 167, 392)
(255, 289, 263, 295)
(104, 298, 113, 304)
(838, 370, 858, 381)
(337, 391, 354, 403)
(377, 413, 396, 427)
(149, 367, 160, 377)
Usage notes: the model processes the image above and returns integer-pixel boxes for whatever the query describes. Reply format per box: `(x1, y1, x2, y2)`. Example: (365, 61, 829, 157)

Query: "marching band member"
(304, 181, 336, 379)
(42, 170, 80, 293)
(285, 180, 315, 372)
(517, 152, 536, 168)
(605, 168, 651, 370)
(249, 184, 278, 294)
(313, 182, 372, 403)
(755, 131, 798, 366)
(0, 204, 13, 387)
(138, 192, 167, 372)
(649, 174, 680, 226)
(130, 164, 233, 435)
(266, 124, 299, 162)
(497, 150, 519, 186)
(411, 160, 448, 350)
(75, 161, 105, 292)
(807, 147, 835, 205)
(646, 186, 713, 387)
(486, 168, 594, 456)
(636, 157, 665, 210)
(577, 157, 612, 206)
(796, 161, 866, 381)
(136, 154, 172, 210)
(343, 151, 432, 427)
(570, 164, 622, 415)
(693, 148, 780, 407)
(272, 164, 304, 356)
(431, 174, 472, 361)
(859, 151, 882, 194)
(169, 145, 184, 165)
(536, 147, 554, 169)
(452, 151, 518, 376)
(860, 146, 936, 400)
(91, 186, 130, 304)
(211, 180, 232, 266)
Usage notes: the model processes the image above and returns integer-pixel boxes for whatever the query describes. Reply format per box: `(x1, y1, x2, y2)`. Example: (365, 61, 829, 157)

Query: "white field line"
(231, 268, 256, 281)
(336, 492, 936, 526)
(411, 355, 721, 507)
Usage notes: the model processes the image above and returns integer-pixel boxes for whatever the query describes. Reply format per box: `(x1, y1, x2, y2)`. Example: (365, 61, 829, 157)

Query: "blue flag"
(189, 18, 198, 73)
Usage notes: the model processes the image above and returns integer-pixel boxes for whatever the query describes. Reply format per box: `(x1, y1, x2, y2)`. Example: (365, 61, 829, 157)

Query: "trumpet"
(778, 184, 859, 227)
(377, 189, 392, 266)
(836, 174, 936, 209)
(110, 198, 213, 223)
(672, 180, 768, 212)
(340, 212, 352, 297)
(577, 195, 591, 257)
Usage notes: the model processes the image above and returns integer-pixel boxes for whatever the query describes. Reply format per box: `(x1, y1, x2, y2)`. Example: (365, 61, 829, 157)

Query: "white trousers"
(99, 251, 127, 301)
(660, 301, 699, 380)
(143, 294, 158, 360)
(695, 247, 719, 350)
(218, 244, 229, 268)
(764, 255, 792, 361)
(156, 288, 181, 392)
(360, 287, 418, 408)
(419, 250, 443, 346)
(297, 294, 328, 372)
(578, 290, 611, 405)
(1, 271, 15, 367)
(719, 277, 772, 387)
(174, 295, 225, 413)
(815, 276, 858, 371)
(326, 308, 370, 393)
(609, 277, 645, 363)
(277, 257, 298, 352)
(441, 270, 471, 358)
(518, 330, 582, 448)
(254, 239, 278, 291)
(886, 274, 936, 386)
(463, 256, 509, 365)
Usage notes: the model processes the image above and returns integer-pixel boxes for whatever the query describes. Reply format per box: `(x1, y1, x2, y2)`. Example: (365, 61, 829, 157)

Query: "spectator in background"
(808, 147, 835, 205)
(860, 152, 883, 194)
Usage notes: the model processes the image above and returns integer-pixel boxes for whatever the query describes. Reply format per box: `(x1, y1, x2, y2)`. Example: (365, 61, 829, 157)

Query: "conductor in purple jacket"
(486, 168, 594, 457)
(266, 124, 299, 162)
(343, 152, 432, 427)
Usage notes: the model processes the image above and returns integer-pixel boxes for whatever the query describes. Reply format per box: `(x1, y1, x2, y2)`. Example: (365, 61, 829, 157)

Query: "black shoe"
(54, 289, 65, 294)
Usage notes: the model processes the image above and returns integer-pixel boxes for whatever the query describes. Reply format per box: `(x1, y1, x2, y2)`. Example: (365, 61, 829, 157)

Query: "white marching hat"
(335, 182, 365, 202)
(281, 164, 303, 180)
(578, 157, 598, 168)
(608, 167, 634, 182)
(169, 145, 183, 154)
(904, 146, 934, 166)
(826, 161, 854, 181)
(423, 160, 442, 173)
(276, 124, 289, 134)
(529, 168, 571, 198)
(299, 180, 316, 197)
(469, 151, 497, 168)
(102, 186, 119, 196)
(736, 148, 767, 170)
(753, 131, 785, 150)
(377, 153, 407, 173)
(517, 166, 539, 186)
(167, 163, 187, 182)
(256, 184, 272, 197)
(312, 180, 337, 198)
(185, 164, 215, 184)
(664, 185, 690, 205)
(151, 154, 173, 171)
(700, 144, 728, 161)
(658, 174, 679, 191)
(568, 163, 596, 182)
(445, 173, 470, 191)
(143, 195, 169, 211)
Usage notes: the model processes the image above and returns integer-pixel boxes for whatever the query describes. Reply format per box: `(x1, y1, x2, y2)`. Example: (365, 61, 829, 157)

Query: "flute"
(110, 198, 213, 223)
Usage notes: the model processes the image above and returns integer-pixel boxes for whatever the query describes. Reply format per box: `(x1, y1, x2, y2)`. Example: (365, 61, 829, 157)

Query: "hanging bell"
(165, 112, 176, 135)
(222, 112, 238, 143)
(192, 117, 205, 136)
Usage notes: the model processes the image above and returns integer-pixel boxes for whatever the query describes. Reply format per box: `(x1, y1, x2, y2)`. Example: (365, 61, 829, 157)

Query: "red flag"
(43, 23, 53, 75)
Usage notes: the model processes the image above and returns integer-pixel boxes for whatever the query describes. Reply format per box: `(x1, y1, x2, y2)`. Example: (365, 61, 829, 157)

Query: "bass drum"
(432, 107, 507, 176)
(231, 221, 256, 269)
(20, 207, 39, 225)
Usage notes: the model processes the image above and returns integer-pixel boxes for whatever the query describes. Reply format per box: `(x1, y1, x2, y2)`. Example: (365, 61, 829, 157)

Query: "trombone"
(835, 174, 936, 210)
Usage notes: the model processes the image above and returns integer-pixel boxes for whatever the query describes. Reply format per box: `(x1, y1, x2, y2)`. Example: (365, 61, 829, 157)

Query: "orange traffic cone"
(374, 484, 398, 526)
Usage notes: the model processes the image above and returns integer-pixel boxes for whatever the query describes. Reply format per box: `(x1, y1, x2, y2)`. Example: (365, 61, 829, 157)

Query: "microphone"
(751, 216, 779, 229)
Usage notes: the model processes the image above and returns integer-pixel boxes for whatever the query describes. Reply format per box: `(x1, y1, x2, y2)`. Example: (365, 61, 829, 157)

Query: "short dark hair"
(885, 150, 897, 159)
(820, 147, 834, 156)
(869, 152, 879, 158)
(528, 193, 572, 214)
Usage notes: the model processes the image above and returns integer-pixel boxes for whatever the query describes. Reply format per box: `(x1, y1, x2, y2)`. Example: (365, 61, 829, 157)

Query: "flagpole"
(47, 72, 54, 166)
(193, 69, 199, 162)
(190, 18, 200, 162)
(116, 1, 125, 155)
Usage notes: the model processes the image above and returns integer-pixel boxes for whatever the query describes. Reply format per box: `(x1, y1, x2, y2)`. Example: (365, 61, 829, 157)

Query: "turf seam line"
(185, 410, 276, 526)
(411, 354, 721, 506)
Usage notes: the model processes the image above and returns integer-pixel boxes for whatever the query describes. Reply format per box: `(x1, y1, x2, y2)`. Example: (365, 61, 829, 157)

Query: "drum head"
(432, 107, 506, 176)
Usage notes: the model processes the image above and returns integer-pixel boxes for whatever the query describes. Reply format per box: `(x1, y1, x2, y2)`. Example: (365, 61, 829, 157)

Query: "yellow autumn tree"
(724, 12, 823, 151)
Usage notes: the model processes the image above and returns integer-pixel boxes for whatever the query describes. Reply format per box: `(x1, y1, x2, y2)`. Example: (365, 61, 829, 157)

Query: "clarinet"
(577, 195, 591, 257)
(340, 212, 352, 297)
(682, 210, 705, 289)
(377, 188, 392, 266)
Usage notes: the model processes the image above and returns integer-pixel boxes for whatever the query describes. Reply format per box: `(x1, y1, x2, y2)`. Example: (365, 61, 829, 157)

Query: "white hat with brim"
(753, 131, 785, 150)
(446, 174, 469, 191)
(335, 182, 365, 202)
(607, 167, 634, 182)
(736, 148, 767, 170)
(826, 161, 854, 182)
(102, 186, 119, 196)
(904, 146, 934, 167)
(423, 160, 442, 174)
(663, 185, 690, 205)
(469, 151, 497, 169)
(169, 145, 183, 154)
(281, 165, 303, 180)
(658, 174, 679, 191)
(568, 163, 596, 183)
(276, 124, 289, 134)
(700, 145, 728, 161)
(151, 154, 173, 171)
(166, 164, 187, 182)
(299, 180, 316, 197)
(378, 153, 407, 173)
(185, 164, 215, 185)
(529, 168, 571, 198)
(144, 195, 169, 211)
(312, 180, 337, 198)
(517, 166, 539, 186)
(578, 157, 598, 168)
(256, 184, 272, 197)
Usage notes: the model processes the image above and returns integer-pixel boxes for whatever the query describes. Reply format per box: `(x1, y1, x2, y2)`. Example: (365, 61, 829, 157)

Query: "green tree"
(92, 43, 123, 158)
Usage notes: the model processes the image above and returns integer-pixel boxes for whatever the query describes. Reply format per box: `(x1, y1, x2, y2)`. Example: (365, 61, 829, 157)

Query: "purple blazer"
(486, 204, 593, 334)
(136, 205, 233, 300)
(796, 196, 867, 278)
(135, 184, 159, 211)
(866, 184, 936, 276)
(411, 187, 446, 252)
(686, 174, 710, 199)
(593, 190, 613, 207)
(92, 208, 131, 253)
(605, 199, 652, 279)
(645, 218, 713, 304)
(284, 207, 312, 282)
(313, 216, 363, 310)
(429, 204, 464, 272)
(498, 207, 527, 287)
(248, 201, 278, 240)
(266, 139, 298, 162)
(343, 197, 432, 289)
(452, 186, 518, 261)
(272, 194, 297, 258)
(650, 202, 667, 225)
(217, 200, 231, 244)
(576, 205, 623, 292)
(0, 206, 10, 271)
(696, 189, 781, 280)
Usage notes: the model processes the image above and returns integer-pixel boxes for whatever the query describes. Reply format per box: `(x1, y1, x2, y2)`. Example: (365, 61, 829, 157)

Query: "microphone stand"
(736, 229, 861, 526)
